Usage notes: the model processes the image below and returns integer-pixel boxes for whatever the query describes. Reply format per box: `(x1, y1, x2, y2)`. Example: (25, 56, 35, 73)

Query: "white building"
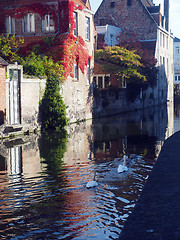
(96, 25, 121, 47)
(174, 37, 180, 84)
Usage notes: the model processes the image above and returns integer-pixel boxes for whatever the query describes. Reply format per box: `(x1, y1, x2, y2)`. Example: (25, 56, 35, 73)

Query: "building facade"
(0, 58, 8, 125)
(94, 0, 174, 104)
(0, 0, 95, 123)
(174, 37, 180, 84)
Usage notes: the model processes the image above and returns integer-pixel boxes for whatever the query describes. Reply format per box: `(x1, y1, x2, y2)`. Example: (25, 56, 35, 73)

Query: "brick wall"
(0, 66, 6, 124)
(95, 0, 157, 41)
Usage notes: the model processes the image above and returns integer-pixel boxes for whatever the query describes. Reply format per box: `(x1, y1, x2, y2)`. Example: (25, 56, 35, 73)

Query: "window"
(94, 74, 110, 88)
(98, 76, 103, 88)
(110, 1, 115, 8)
(175, 76, 177, 81)
(110, 34, 113, 46)
(85, 16, 90, 41)
(5, 16, 15, 34)
(178, 76, 180, 81)
(105, 76, 110, 88)
(23, 13, 35, 33)
(127, 0, 132, 6)
(73, 63, 79, 80)
(42, 13, 54, 32)
(160, 32, 162, 46)
(176, 47, 180, 54)
(87, 59, 91, 85)
(73, 12, 78, 37)
(100, 18, 105, 26)
(163, 34, 165, 48)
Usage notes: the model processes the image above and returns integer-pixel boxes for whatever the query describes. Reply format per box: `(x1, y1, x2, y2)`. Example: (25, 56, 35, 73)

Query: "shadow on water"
(0, 102, 176, 240)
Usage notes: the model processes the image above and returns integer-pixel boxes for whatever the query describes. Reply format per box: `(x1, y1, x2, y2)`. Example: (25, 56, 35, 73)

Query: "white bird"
(86, 180, 98, 188)
(117, 155, 128, 173)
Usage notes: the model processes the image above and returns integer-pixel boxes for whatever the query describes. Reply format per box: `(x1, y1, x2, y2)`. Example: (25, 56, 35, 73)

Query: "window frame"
(73, 11, 78, 37)
(86, 58, 91, 85)
(110, 1, 115, 8)
(42, 13, 55, 32)
(5, 16, 15, 34)
(85, 16, 90, 41)
(73, 62, 79, 81)
(22, 13, 35, 33)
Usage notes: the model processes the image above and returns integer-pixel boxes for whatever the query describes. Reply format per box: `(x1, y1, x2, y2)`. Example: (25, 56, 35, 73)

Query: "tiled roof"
(0, 57, 8, 66)
(141, 0, 154, 7)
(17, 33, 69, 47)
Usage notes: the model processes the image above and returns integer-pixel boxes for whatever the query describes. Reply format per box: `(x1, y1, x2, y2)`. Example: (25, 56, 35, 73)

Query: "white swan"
(117, 155, 128, 173)
(86, 180, 98, 188)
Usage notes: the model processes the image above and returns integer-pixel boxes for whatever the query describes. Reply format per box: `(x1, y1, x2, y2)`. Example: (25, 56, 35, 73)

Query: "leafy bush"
(21, 52, 65, 79)
(39, 74, 68, 131)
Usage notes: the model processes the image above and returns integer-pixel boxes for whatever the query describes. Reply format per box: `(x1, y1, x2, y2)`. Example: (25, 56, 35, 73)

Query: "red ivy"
(62, 34, 90, 78)
(0, 0, 90, 80)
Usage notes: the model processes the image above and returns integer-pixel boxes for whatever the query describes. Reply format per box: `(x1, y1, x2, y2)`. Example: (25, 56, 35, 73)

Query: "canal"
(0, 102, 179, 240)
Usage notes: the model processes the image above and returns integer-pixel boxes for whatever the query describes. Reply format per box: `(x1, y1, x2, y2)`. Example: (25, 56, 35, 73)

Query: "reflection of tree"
(39, 130, 68, 176)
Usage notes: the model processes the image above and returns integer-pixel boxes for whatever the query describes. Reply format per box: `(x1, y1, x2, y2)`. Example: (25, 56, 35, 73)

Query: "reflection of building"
(3, 135, 42, 178)
(63, 121, 93, 166)
(93, 103, 174, 161)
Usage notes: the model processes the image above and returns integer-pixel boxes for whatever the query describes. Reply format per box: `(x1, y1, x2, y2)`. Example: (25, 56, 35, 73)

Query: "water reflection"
(0, 102, 176, 239)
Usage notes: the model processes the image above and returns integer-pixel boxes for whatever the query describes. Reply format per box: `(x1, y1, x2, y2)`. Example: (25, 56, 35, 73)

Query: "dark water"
(0, 102, 177, 239)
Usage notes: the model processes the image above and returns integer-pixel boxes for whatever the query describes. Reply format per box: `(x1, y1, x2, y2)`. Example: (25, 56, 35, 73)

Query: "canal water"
(0, 102, 179, 240)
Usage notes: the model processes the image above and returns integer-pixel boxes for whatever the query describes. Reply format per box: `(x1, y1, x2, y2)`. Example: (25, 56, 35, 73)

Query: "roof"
(141, 0, 154, 7)
(174, 37, 180, 42)
(17, 33, 69, 48)
(147, 5, 160, 14)
(0, 57, 8, 66)
(0, 0, 90, 9)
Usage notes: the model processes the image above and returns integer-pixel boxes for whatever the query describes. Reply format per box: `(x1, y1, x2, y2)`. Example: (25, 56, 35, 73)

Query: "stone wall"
(6, 65, 46, 128)
(21, 77, 46, 125)
(93, 88, 160, 118)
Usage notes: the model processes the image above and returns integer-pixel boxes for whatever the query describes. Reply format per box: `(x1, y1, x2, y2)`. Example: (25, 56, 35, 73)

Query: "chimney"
(164, 0, 169, 31)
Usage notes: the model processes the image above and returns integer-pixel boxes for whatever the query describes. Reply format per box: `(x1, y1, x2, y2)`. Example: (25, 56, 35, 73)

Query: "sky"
(89, 0, 180, 39)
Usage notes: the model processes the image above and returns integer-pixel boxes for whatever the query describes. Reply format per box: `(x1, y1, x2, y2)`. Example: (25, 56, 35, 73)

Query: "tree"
(95, 46, 146, 82)
(117, 31, 158, 87)
(0, 34, 24, 63)
(39, 74, 68, 131)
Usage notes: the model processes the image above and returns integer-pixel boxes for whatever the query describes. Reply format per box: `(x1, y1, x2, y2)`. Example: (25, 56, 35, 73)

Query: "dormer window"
(110, 1, 115, 8)
(5, 16, 15, 34)
(42, 13, 55, 32)
(22, 13, 35, 33)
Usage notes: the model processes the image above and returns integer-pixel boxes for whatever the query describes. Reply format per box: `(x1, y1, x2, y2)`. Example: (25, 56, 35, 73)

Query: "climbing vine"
(0, 1, 90, 80)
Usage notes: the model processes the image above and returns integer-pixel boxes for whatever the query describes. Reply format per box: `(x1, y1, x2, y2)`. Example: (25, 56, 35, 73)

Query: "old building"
(94, 0, 174, 105)
(0, 0, 95, 123)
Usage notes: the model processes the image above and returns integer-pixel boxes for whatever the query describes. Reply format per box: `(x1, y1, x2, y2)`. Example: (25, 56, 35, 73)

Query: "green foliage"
(95, 46, 146, 82)
(0, 34, 24, 63)
(21, 52, 65, 79)
(39, 74, 68, 131)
